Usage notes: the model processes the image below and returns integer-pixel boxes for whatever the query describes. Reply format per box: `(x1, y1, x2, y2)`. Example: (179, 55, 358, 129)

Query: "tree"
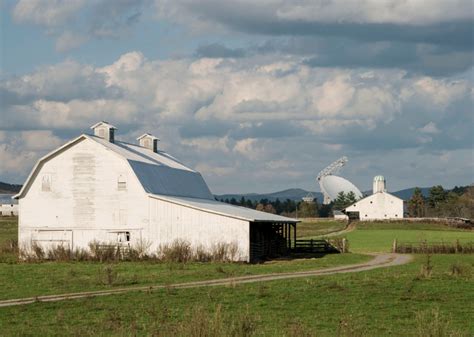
(427, 185, 447, 208)
(263, 204, 276, 214)
(346, 191, 357, 204)
(318, 203, 332, 217)
(408, 187, 425, 217)
(245, 199, 253, 209)
(333, 192, 348, 210)
(256, 203, 265, 212)
(298, 200, 318, 217)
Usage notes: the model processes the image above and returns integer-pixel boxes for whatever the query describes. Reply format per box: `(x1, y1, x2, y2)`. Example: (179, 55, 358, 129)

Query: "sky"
(0, 0, 473, 194)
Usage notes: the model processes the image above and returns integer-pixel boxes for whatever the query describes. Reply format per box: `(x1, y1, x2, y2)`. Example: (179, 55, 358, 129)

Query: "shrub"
(18, 239, 243, 263)
(419, 254, 433, 279)
(157, 239, 193, 264)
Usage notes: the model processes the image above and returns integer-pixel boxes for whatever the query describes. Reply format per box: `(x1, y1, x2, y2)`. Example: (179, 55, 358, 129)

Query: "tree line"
(219, 184, 473, 219)
(408, 185, 473, 218)
(217, 192, 355, 218)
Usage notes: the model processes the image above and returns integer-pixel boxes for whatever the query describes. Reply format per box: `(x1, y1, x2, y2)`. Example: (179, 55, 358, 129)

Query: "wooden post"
(293, 223, 296, 250)
(342, 238, 347, 253)
(392, 239, 397, 253)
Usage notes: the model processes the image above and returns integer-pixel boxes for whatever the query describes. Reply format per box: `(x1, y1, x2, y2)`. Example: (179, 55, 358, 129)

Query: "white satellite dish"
(320, 175, 363, 202)
(317, 157, 362, 204)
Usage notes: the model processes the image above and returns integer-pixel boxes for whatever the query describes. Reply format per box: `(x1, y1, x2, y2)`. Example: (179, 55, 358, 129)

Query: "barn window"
(370, 201, 373, 204)
(117, 175, 127, 191)
(365, 214, 367, 217)
(42, 175, 51, 192)
(117, 232, 130, 243)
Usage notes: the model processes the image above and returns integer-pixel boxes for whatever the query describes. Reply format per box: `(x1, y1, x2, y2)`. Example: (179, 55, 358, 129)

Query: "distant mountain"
(216, 188, 324, 203)
(0, 182, 22, 194)
(216, 186, 454, 203)
(391, 187, 431, 200)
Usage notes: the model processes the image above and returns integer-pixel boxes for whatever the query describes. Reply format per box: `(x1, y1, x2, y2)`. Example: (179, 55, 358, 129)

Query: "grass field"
(296, 219, 346, 238)
(332, 222, 474, 253)
(0, 218, 369, 300)
(1, 254, 472, 336)
(1, 217, 473, 336)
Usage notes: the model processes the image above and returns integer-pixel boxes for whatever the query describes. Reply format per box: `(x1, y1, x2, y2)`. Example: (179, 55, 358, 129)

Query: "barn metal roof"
(89, 135, 214, 200)
(15, 134, 213, 200)
(149, 194, 299, 223)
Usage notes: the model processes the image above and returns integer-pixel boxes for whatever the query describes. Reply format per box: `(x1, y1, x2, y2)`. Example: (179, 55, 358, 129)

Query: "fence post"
(342, 238, 347, 253)
(392, 239, 397, 253)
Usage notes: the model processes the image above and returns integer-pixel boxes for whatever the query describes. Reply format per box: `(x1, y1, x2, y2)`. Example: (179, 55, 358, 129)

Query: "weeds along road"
(0, 253, 412, 308)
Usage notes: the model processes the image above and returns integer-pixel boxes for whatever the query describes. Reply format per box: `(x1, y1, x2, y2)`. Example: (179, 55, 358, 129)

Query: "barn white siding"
(345, 192, 404, 220)
(147, 196, 250, 261)
(16, 125, 297, 262)
(19, 138, 148, 250)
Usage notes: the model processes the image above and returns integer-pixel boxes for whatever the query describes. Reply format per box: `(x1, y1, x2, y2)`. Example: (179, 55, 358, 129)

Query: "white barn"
(15, 122, 297, 262)
(344, 176, 404, 220)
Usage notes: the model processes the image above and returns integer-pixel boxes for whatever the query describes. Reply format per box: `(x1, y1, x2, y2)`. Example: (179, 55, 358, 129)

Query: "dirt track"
(0, 253, 412, 308)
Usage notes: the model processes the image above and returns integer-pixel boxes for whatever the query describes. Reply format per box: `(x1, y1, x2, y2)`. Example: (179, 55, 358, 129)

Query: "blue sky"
(1, 0, 473, 194)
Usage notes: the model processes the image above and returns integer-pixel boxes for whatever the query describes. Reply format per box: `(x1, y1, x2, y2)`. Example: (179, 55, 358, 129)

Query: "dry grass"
(19, 239, 242, 263)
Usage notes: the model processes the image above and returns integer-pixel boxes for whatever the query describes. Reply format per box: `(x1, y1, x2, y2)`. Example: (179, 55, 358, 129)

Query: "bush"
(157, 239, 193, 264)
(419, 255, 433, 279)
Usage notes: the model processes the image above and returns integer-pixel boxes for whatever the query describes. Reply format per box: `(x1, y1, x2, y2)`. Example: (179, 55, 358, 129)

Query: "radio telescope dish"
(317, 157, 362, 204)
(320, 175, 363, 202)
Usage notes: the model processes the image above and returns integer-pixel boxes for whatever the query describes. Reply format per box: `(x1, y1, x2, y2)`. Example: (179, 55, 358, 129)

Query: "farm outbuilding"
(344, 176, 404, 220)
(15, 122, 297, 262)
(0, 203, 18, 216)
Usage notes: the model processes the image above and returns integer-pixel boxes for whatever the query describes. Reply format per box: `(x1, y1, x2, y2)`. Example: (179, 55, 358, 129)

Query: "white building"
(14, 122, 297, 262)
(0, 204, 18, 216)
(344, 176, 404, 220)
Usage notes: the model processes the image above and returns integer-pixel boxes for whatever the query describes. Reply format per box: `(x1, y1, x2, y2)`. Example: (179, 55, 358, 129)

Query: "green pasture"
(0, 217, 369, 300)
(1, 254, 473, 336)
(332, 222, 474, 253)
(1, 217, 473, 336)
(296, 219, 346, 238)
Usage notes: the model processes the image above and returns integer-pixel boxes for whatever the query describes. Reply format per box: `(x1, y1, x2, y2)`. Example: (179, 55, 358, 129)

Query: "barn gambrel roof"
(14, 134, 297, 223)
(14, 134, 213, 200)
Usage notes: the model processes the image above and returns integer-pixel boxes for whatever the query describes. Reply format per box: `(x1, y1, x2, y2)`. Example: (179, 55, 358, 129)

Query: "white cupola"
(90, 121, 117, 143)
(137, 133, 159, 152)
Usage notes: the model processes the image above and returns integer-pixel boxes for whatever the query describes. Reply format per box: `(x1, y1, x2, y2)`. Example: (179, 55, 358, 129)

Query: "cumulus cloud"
(1, 51, 472, 191)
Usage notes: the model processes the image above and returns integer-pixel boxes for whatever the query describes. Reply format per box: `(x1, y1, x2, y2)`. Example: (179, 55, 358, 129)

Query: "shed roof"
(149, 194, 298, 223)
